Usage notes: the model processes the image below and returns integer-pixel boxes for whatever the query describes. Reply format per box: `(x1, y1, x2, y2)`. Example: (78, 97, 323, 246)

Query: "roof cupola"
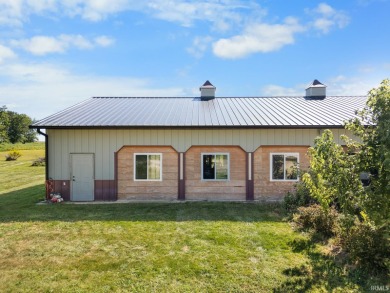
(200, 80, 216, 100)
(305, 79, 326, 98)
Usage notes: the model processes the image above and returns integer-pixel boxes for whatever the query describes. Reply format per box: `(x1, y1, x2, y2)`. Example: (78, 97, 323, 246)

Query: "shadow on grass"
(0, 184, 286, 223)
(273, 238, 384, 292)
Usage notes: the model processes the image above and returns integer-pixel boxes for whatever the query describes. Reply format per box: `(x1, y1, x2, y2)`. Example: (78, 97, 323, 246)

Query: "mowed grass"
(0, 141, 45, 152)
(0, 143, 378, 292)
(0, 142, 45, 192)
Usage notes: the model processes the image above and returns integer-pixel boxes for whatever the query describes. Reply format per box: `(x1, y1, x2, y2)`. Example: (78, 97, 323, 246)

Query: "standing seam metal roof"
(31, 96, 367, 128)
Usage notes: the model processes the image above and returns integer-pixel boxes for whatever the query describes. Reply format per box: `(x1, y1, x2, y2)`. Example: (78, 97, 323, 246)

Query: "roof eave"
(29, 125, 348, 130)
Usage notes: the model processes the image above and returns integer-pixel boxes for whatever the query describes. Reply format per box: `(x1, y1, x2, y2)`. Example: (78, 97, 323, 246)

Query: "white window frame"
(201, 153, 230, 181)
(134, 153, 163, 181)
(270, 153, 299, 181)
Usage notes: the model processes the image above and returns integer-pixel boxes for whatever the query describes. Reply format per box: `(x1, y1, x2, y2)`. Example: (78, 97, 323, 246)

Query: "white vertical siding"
(47, 128, 352, 180)
(61, 130, 68, 179)
(108, 131, 116, 179)
(320, 129, 359, 145)
(95, 130, 103, 179)
(102, 130, 111, 178)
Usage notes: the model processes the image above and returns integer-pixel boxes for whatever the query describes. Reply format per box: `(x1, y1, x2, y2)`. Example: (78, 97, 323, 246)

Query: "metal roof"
(31, 96, 367, 129)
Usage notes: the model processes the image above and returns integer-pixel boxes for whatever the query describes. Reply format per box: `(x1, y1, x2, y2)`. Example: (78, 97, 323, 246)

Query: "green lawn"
(0, 141, 45, 152)
(0, 142, 45, 193)
(0, 143, 383, 292)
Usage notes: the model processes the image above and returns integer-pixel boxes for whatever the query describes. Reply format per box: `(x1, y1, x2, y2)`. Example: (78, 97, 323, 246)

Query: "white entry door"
(71, 154, 94, 201)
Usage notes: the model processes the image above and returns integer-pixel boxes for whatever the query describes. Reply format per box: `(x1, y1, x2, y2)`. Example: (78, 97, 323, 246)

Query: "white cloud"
(0, 0, 131, 24)
(146, 0, 262, 31)
(0, 0, 57, 26)
(0, 61, 186, 119)
(94, 35, 115, 47)
(326, 76, 379, 96)
(309, 3, 349, 33)
(187, 36, 213, 58)
(212, 17, 305, 59)
(210, 3, 351, 60)
(61, 0, 135, 22)
(0, 1, 22, 26)
(261, 75, 384, 97)
(11, 36, 68, 55)
(262, 84, 304, 96)
(0, 44, 16, 63)
(11, 34, 114, 55)
(0, 0, 262, 31)
(0, 0, 349, 45)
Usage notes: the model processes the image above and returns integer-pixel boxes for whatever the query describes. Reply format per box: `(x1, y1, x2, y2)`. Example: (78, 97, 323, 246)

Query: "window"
(270, 153, 299, 181)
(134, 153, 162, 181)
(201, 153, 229, 180)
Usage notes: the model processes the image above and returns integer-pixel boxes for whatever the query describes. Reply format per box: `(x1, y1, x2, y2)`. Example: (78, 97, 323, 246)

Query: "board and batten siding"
(47, 128, 355, 181)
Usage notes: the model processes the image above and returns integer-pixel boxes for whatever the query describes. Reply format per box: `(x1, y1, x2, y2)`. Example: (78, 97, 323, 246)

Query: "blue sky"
(0, 0, 389, 120)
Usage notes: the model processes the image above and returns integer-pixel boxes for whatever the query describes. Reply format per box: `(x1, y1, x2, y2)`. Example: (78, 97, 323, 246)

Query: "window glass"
(203, 154, 215, 179)
(285, 155, 298, 180)
(148, 154, 161, 180)
(271, 154, 299, 181)
(215, 154, 228, 179)
(135, 154, 161, 180)
(272, 155, 284, 180)
(202, 153, 229, 180)
(135, 155, 147, 180)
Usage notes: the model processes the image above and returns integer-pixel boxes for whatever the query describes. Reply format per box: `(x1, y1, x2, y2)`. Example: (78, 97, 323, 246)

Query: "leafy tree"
(288, 80, 390, 271)
(0, 105, 9, 143)
(302, 130, 365, 215)
(25, 118, 38, 143)
(0, 107, 37, 144)
(303, 79, 390, 227)
(7, 112, 31, 143)
(345, 79, 390, 226)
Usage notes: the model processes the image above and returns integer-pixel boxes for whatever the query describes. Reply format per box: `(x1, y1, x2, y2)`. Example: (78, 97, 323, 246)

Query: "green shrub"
(283, 181, 316, 215)
(339, 221, 389, 271)
(293, 204, 339, 238)
(5, 150, 22, 161)
(31, 157, 45, 166)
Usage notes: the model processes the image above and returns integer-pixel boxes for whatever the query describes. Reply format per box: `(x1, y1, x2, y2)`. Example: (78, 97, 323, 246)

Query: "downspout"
(37, 128, 49, 181)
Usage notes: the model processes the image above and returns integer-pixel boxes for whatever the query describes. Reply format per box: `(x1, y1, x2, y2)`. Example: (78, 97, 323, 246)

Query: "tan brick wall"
(185, 146, 246, 200)
(117, 146, 178, 200)
(254, 146, 310, 201)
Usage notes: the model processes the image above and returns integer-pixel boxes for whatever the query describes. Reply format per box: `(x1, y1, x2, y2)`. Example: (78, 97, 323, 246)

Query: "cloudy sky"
(0, 0, 389, 120)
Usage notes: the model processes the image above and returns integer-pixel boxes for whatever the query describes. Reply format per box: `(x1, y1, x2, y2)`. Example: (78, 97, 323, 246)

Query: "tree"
(24, 118, 38, 143)
(0, 105, 9, 143)
(302, 130, 365, 215)
(291, 81, 390, 271)
(0, 107, 37, 144)
(345, 79, 390, 226)
(303, 79, 390, 226)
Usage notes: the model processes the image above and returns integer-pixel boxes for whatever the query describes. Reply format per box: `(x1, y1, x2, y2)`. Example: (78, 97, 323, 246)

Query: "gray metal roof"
(31, 96, 367, 129)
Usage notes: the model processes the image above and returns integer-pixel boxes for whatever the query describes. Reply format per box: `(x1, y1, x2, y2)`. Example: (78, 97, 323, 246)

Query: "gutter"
(36, 128, 49, 181)
(32, 125, 349, 130)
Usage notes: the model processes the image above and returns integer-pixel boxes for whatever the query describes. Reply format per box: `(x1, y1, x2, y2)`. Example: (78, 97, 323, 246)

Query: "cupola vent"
(305, 79, 326, 98)
(200, 80, 216, 100)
